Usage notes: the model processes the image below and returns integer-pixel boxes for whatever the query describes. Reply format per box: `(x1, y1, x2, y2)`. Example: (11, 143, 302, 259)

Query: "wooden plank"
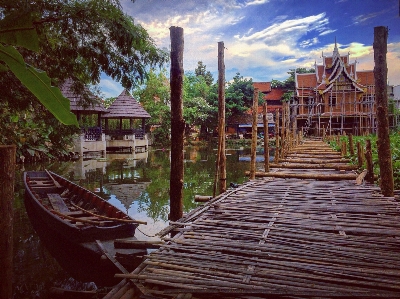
(95, 240, 128, 274)
(47, 193, 69, 213)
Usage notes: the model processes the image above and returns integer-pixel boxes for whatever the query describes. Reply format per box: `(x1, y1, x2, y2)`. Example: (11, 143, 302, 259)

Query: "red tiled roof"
(264, 88, 284, 101)
(296, 73, 317, 88)
(253, 82, 271, 93)
(357, 71, 375, 86)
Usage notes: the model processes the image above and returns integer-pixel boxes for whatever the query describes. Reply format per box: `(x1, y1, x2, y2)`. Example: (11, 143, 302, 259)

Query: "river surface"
(12, 144, 273, 298)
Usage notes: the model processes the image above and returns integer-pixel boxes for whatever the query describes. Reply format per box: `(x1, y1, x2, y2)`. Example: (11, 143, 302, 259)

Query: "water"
(12, 144, 272, 298)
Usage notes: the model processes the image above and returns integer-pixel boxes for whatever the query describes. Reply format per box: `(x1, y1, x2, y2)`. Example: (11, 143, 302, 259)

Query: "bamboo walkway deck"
(104, 139, 400, 299)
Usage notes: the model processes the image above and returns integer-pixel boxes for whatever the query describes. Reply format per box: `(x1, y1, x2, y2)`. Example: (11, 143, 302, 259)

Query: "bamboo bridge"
(103, 139, 400, 299)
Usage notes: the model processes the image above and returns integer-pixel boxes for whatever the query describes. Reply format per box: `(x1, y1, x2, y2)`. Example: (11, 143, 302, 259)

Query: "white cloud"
(300, 37, 319, 48)
(236, 13, 329, 45)
(319, 29, 337, 36)
(245, 0, 270, 6)
(99, 78, 123, 98)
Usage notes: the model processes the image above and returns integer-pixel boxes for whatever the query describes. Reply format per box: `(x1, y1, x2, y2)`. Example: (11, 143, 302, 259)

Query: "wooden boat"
(24, 170, 149, 284)
(24, 170, 146, 243)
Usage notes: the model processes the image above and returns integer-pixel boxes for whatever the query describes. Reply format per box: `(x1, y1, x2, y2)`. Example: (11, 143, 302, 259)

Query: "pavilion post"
(142, 118, 146, 134)
(169, 26, 185, 221)
(373, 26, 394, 197)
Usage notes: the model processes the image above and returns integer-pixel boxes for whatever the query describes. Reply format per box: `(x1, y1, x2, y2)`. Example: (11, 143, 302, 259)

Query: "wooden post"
(169, 26, 184, 221)
(341, 140, 347, 156)
(281, 103, 286, 159)
(263, 102, 269, 172)
(349, 134, 354, 156)
(250, 88, 258, 179)
(365, 139, 374, 183)
(218, 41, 226, 194)
(274, 111, 280, 163)
(0, 145, 16, 299)
(373, 26, 394, 197)
(357, 141, 363, 169)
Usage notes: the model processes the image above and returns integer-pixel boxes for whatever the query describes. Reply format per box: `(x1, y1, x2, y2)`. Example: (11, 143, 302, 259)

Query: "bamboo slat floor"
(104, 139, 400, 299)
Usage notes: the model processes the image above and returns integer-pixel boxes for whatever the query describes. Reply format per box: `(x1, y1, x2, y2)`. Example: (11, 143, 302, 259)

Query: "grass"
(327, 133, 400, 189)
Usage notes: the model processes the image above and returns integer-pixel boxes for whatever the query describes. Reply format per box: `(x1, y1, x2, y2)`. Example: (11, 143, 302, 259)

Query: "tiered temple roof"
(295, 40, 374, 98)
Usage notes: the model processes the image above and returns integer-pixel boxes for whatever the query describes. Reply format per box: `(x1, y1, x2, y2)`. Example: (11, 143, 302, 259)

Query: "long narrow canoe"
(24, 171, 140, 243)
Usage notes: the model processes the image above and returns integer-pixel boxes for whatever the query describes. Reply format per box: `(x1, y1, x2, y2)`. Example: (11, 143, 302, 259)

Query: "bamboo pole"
(263, 102, 270, 172)
(0, 145, 16, 299)
(274, 111, 280, 163)
(169, 26, 185, 221)
(365, 139, 374, 183)
(250, 88, 258, 179)
(357, 141, 363, 169)
(348, 134, 354, 156)
(245, 171, 358, 180)
(373, 26, 394, 197)
(218, 41, 227, 194)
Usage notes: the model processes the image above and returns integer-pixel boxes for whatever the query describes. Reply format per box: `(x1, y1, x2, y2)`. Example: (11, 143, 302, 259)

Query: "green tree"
(133, 69, 171, 145)
(0, 0, 167, 156)
(225, 73, 255, 118)
(194, 61, 214, 86)
(183, 72, 215, 135)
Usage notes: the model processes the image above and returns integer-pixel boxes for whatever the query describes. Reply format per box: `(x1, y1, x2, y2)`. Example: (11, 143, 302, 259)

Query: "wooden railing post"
(263, 102, 270, 172)
(0, 145, 16, 299)
(365, 139, 374, 183)
(250, 88, 259, 179)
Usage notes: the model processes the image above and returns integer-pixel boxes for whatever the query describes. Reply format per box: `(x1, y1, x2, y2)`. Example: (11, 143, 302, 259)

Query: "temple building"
(294, 41, 376, 136)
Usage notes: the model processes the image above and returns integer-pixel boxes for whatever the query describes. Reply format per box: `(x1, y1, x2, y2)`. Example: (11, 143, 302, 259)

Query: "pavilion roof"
(103, 90, 151, 119)
(60, 79, 107, 113)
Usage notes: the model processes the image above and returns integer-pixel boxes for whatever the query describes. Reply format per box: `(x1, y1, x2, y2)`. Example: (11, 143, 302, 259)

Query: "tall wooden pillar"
(250, 88, 258, 179)
(263, 102, 270, 172)
(0, 145, 16, 299)
(217, 41, 226, 194)
(169, 26, 185, 221)
(373, 26, 393, 197)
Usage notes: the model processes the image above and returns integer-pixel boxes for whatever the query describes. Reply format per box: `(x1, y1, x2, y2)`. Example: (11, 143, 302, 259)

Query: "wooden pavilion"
(60, 79, 108, 156)
(103, 90, 151, 153)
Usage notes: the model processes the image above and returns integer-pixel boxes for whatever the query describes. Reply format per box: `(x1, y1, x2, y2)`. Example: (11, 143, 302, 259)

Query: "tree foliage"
(183, 72, 215, 130)
(133, 69, 171, 145)
(0, 0, 168, 157)
(225, 73, 255, 118)
(194, 61, 214, 86)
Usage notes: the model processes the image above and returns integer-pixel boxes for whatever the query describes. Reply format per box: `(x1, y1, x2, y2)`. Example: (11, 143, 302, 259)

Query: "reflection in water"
(14, 145, 269, 298)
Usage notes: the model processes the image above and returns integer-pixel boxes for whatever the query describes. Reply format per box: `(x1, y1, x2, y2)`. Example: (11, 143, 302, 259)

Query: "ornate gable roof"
(295, 41, 373, 96)
(103, 90, 151, 119)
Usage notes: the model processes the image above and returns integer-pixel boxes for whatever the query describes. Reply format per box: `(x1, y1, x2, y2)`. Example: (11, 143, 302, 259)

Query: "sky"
(100, 0, 400, 98)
